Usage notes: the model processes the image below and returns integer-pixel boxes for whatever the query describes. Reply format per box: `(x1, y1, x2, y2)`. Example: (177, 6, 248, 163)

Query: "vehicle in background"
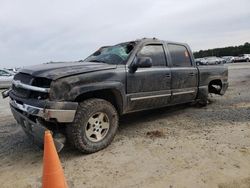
(5, 68, 20, 74)
(234, 54, 250, 62)
(196, 57, 226, 65)
(221, 56, 235, 63)
(206, 57, 226, 65)
(219, 57, 227, 64)
(0, 69, 14, 89)
(195, 58, 207, 65)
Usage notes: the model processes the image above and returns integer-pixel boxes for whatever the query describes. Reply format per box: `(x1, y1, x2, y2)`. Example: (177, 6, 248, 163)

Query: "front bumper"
(9, 92, 78, 123)
(10, 106, 64, 151)
(8, 91, 78, 151)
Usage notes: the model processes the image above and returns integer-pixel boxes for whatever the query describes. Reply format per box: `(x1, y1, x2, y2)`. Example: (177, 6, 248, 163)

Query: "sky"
(0, 0, 250, 68)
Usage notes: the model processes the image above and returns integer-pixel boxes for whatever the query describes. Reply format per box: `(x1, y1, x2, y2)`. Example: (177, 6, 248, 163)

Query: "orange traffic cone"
(42, 130, 68, 188)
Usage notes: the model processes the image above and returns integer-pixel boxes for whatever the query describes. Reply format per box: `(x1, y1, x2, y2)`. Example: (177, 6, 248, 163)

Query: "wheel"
(246, 58, 250, 62)
(67, 98, 119, 153)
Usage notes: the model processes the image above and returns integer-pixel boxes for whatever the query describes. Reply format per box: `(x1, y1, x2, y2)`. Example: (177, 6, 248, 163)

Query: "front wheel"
(67, 98, 119, 153)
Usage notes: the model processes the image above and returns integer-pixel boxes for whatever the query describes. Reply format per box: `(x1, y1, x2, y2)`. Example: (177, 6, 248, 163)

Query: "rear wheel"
(67, 98, 119, 153)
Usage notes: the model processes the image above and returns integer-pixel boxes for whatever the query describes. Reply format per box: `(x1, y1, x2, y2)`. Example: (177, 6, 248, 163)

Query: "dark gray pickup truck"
(3, 38, 228, 153)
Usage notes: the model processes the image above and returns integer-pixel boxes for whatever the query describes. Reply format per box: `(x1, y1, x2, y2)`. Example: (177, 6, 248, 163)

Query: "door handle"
(189, 73, 195, 76)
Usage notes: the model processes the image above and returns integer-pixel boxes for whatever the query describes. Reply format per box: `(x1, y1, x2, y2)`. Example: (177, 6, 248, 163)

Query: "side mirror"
(130, 56, 152, 72)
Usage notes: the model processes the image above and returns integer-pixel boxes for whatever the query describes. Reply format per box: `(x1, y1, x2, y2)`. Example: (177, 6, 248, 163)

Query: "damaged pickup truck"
(3, 38, 228, 153)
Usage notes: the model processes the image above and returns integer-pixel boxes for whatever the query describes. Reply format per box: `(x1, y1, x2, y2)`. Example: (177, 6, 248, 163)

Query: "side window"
(137, 45, 167, 66)
(168, 44, 192, 67)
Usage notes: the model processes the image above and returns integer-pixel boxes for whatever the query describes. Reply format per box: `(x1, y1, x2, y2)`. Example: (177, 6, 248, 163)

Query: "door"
(126, 44, 171, 111)
(167, 44, 198, 104)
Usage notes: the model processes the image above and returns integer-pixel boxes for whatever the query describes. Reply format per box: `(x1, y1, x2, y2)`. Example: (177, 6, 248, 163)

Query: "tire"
(246, 58, 250, 62)
(67, 98, 119, 153)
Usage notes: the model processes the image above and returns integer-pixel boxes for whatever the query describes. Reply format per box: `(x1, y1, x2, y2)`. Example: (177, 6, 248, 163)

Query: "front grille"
(12, 73, 33, 98)
(12, 85, 30, 98)
(12, 72, 51, 100)
(14, 73, 33, 84)
(32, 77, 51, 88)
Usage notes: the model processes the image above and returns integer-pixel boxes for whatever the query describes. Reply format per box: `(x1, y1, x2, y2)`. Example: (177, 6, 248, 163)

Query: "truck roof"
(135, 38, 189, 47)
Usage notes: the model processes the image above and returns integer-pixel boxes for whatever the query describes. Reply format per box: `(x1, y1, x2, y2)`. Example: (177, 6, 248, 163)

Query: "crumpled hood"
(20, 61, 117, 80)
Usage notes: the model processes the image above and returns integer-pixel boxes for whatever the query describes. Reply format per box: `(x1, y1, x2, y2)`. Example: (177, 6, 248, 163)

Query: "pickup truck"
(3, 38, 228, 153)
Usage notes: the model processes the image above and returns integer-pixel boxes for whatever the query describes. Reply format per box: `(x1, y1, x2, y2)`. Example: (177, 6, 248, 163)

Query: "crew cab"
(3, 38, 228, 153)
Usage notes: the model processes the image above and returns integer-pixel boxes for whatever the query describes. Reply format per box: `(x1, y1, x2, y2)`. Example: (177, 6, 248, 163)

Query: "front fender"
(68, 81, 125, 101)
(65, 81, 128, 113)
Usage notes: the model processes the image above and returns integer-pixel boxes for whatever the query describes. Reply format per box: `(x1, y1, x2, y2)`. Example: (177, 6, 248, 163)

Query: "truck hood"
(20, 61, 117, 80)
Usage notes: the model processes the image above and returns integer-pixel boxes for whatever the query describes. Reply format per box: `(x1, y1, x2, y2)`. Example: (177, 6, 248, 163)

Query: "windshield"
(84, 42, 136, 65)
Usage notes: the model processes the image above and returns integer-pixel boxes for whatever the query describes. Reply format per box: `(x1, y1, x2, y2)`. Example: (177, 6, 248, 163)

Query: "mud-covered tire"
(66, 98, 119, 153)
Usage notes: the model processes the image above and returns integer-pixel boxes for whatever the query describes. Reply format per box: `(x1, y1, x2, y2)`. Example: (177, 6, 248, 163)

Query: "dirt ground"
(0, 63, 250, 188)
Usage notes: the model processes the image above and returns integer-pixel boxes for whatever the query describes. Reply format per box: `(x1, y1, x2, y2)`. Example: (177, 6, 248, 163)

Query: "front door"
(126, 44, 171, 112)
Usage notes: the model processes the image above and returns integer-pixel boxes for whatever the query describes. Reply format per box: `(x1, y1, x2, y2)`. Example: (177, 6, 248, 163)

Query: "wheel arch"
(74, 88, 124, 115)
(208, 79, 222, 94)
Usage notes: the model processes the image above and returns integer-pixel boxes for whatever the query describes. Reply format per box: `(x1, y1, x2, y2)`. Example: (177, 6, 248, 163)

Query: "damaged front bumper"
(8, 91, 78, 151)
(9, 92, 78, 123)
(11, 107, 65, 151)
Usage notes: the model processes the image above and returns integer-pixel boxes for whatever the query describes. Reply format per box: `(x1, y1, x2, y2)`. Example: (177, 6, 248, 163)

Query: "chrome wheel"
(85, 112, 110, 142)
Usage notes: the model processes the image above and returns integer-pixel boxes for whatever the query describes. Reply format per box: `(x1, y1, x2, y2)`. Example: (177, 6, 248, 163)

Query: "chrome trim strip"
(172, 90, 195, 96)
(10, 99, 76, 123)
(131, 93, 171, 101)
(130, 90, 195, 101)
(11, 99, 43, 115)
(12, 80, 50, 93)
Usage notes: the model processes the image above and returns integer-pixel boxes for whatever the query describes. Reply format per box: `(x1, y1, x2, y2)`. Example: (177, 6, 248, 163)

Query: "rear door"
(126, 43, 171, 111)
(167, 43, 198, 104)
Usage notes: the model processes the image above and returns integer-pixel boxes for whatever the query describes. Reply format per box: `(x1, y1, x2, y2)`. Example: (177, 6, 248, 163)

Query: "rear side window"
(137, 45, 167, 66)
(168, 44, 192, 67)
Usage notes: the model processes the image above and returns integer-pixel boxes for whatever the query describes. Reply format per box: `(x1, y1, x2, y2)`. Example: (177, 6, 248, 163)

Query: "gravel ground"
(0, 63, 250, 188)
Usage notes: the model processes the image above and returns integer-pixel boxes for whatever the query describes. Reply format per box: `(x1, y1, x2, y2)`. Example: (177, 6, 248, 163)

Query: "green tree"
(193, 42, 250, 58)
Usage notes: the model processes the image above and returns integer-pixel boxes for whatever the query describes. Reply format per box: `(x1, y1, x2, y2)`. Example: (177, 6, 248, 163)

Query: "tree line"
(193, 42, 250, 58)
